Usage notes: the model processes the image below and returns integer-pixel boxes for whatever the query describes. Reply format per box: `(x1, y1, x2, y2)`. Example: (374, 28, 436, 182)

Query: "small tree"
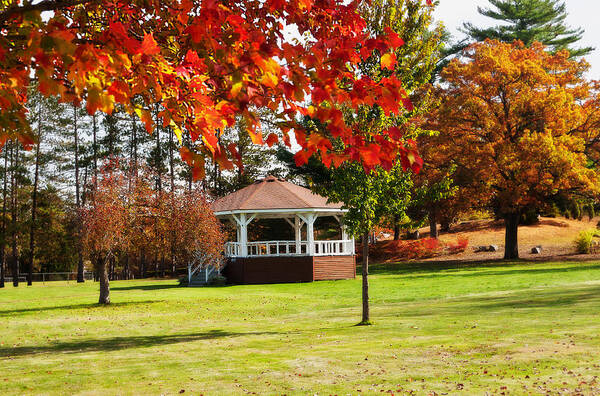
(322, 163, 412, 325)
(81, 160, 129, 304)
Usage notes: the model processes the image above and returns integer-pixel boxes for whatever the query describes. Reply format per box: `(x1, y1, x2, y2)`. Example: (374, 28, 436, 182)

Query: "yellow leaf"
(260, 72, 278, 89)
(170, 120, 183, 144)
(230, 81, 243, 97)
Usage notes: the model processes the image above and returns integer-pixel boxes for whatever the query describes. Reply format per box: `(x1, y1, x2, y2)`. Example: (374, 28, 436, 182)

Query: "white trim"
(214, 208, 347, 218)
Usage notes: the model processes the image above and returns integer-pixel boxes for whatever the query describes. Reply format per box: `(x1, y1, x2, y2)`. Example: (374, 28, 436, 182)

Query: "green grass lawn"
(2, 261, 600, 395)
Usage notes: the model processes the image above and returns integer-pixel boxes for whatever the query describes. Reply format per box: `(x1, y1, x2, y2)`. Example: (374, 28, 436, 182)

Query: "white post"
(295, 216, 302, 254)
(239, 213, 248, 257)
(306, 213, 316, 256)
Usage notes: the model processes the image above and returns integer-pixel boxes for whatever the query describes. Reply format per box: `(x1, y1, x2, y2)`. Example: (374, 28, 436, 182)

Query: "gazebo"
(212, 176, 356, 284)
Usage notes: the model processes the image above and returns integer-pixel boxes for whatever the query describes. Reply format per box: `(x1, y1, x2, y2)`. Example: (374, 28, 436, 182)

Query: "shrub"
(587, 205, 596, 221)
(572, 203, 582, 221)
(564, 209, 572, 219)
(447, 237, 469, 254)
(574, 229, 598, 254)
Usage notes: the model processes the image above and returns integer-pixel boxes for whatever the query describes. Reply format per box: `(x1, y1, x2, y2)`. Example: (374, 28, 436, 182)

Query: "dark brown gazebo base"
(223, 255, 356, 284)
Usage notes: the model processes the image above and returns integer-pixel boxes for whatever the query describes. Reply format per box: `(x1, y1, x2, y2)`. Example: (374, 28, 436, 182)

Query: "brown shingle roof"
(211, 176, 342, 213)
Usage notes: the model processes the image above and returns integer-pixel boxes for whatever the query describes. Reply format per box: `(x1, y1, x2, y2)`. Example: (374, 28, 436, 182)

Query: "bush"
(571, 203, 582, 221)
(446, 237, 469, 254)
(544, 204, 560, 218)
(574, 229, 598, 254)
(564, 209, 572, 219)
(587, 205, 596, 221)
(368, 237, 468, 261)
(520, 209, 540, 225)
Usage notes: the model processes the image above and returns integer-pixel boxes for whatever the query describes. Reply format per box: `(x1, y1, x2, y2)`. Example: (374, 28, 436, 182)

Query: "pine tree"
(462, 0, 593, 57)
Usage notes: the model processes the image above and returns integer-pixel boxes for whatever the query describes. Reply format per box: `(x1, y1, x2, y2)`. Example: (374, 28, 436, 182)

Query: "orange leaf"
(140, 33, 160, 56)
(381, 53, 397, 71)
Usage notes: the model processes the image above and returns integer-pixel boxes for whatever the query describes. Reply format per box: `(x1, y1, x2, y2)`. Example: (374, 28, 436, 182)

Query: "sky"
(432, 0, 600, 80)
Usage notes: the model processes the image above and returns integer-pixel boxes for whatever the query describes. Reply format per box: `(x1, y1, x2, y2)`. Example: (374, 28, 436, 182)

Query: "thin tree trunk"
(98, 255, 110, 304)
(28, 138, 41, 286)
(504, 213, 520, 259)
(124, 254, 129, 280)
(169, 128, 175, 193)
(393, 214, 400, 241)
(131, 114, 138, 179)
(141, 249, 146, 278)
(10, 142, 19, 287)
(93, 113, 98, 187)
(360, 232, 370, 325)
(440, 217, 451, 233)
(429, 207, 438, 239)
(75, 106, 85, 283)
(0, 144, 8, 288)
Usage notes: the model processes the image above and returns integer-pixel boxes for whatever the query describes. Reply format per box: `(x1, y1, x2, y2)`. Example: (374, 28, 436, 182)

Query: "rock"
(407, 230, 420, 240)
(475, 245, 499, 252)
(531, 246, 542, 254)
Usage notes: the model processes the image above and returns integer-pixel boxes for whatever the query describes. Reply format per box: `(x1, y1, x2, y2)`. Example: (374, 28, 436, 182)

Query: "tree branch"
(0, 0, 96, 26)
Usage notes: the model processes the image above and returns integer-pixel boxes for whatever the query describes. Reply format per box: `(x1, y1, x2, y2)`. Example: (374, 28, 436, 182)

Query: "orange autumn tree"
(430, 40, 600, 259)
(0, 0, 430, 173)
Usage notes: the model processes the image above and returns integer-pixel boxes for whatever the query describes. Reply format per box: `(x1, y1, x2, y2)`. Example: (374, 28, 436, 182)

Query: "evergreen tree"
(462, 0, 593, 57)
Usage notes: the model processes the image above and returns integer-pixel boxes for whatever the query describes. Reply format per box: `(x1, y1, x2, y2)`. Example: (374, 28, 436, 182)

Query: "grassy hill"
(2, 261, 600, 394)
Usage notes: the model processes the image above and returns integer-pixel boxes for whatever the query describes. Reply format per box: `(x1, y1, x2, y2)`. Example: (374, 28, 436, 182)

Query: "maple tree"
(429, 40, 600, 259)
(81, 160, 225, 304)
(1, 0, 431, 176)
(80, 160, 129, 304)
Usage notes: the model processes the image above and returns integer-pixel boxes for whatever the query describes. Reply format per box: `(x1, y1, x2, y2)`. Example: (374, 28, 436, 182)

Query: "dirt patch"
(373, 216, 600, 263)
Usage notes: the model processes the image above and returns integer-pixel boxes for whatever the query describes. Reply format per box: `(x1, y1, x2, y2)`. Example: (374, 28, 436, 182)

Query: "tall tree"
(9, 141, 20, 287)
(462, 0, 593, 57)
(0, 145, 7, 288)
(430, 40, 600, 259)
(27, 100, 43, 286)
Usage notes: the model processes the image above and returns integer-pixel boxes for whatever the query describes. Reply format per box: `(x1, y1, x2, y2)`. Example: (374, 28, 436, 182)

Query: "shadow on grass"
(111, 284, 182, 291)
(366, 260, 600, 279)
(0, 330, 277, 358)
(398, 284, 600, 318)
(0, 300, 161, 317)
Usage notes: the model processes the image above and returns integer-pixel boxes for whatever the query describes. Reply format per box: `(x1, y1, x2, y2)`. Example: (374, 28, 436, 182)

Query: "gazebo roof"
(211, 176, 343, 215)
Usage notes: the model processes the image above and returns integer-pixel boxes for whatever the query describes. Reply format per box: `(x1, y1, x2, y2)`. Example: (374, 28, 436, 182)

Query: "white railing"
(314, 240, 355, 256)
(224, 240, 354, 257)
(225, 242, 241, 257)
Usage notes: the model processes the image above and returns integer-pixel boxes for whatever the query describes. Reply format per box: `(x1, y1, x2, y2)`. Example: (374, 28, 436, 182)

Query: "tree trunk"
(169, 128, 175, 193)
(0, 144, 8, 288)
(124, 254, 129, 280)
(10, 142, 19, 287)
(504, 213, 520, 259)
(28, 139, 41, 286)
(75, 106, 85, 283)
(93, 113, 98, 187)
(429, 207, 438, 239)
(131, 114, 138, 179)
(440, 217, 451, 233)
(393, 214, 400, 241)
(98, 255, 110, 304)
(360, 232, 370, 325)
